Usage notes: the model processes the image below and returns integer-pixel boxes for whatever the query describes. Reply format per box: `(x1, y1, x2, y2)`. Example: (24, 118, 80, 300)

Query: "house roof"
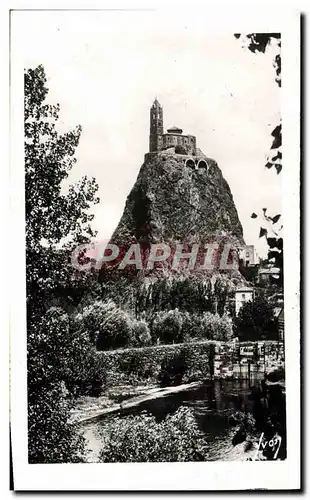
(235, 286, 254, 293)
(167, 126, 183, 134)
(258, 267, 280, 275)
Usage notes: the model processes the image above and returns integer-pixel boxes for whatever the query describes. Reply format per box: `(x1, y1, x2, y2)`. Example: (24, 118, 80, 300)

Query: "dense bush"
(98, 406, 207, 462)
(158, 349, 189, 386)
(76, 300, 133, 350)
(199, 312, 233, 341)
(30, 307, 101, 394)
(234, 295, 278, 341)
(28, 381, 85, 463)
(76, 300, 152, 350)
(179, 311, 201, 341)
(27, 307, 101, 462)
(151, 310, 232, 343)
(77, 301, 233, 349)
(117, 348, 157, 381)
(151, 308, 206, 344)
(131, 318, 152, 347)
(152, 308, 184, 344)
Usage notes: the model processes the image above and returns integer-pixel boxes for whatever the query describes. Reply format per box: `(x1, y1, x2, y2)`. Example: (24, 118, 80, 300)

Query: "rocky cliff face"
(109, 148, 245, 282)
(109, 148, 245, 284)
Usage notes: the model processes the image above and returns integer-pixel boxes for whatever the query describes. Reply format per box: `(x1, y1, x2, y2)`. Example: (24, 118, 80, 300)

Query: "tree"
(152, 309, 184, 344)
(199, 312, 233, 341)
(214, 277, 228, 316)
(234, 33, 281, 87)
(25, 65, 99, 462)
(235, 34, 283, 287)
(28, 308, 101, 463)
(25, 65, 99, 319)
(255, 209, 283, 288)
(234, 295, 278, 341)
(76, 300, 134, 350)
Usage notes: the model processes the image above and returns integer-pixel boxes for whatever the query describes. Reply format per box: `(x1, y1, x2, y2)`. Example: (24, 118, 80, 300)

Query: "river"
(82, 379, 265, 462)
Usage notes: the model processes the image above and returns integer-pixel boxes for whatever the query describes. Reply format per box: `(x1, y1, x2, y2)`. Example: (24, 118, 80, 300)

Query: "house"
(235, 286, 254, 315)
(258, 267, 280, 286)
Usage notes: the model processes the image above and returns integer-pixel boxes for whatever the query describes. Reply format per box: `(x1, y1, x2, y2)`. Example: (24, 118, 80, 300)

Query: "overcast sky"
(15, 10, 282, 257)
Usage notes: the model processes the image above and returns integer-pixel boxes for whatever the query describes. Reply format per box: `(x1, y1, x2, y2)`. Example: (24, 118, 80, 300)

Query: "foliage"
(98, 406, 207, 462)
(28, 381, 85, 463)
(97, 340, 282, 387)
(27, 307, 102, 462)
(76, 300, 134, 350)
(233, 295, 278, 341)
(158, 349, 188, 386)
(98, 341, 217, 386)
(234, 34, 281, 175)
(235, 34, 283, 287)
(260, 210, 283, 288)
(239, 262, 259, 284)
(135, 277, 219, 318)
(199, 312, 233, 341)
(213, 277, 229, 316)
(25, 65, 99, 318)
(25, 65, 99, 462)
(234, 33, 281, 87)
(130, 318, 152, 347)
(152, 308, 184, 344)
(251, 209, 283, 289)
(76, 300, 152, 350)
(151, 308, 208, 344)
(180, 310, 202, 341)
(116, 348, 157, 381)
(29, 307, 101, 395)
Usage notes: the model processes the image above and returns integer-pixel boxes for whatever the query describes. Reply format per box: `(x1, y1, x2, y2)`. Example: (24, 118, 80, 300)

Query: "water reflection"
(120, 380, 256, 421)
(98, 380, 261, 461)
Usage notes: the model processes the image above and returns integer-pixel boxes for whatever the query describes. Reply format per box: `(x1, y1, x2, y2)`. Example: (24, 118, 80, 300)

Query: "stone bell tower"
(149, 98, 163, 152)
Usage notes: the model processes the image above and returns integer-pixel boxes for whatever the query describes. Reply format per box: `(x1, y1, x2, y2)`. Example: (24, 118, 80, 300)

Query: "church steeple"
(149, 98, 163, 152)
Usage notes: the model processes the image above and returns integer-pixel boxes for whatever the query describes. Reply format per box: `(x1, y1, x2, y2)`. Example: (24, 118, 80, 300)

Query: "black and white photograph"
(9, 5, 300, 491)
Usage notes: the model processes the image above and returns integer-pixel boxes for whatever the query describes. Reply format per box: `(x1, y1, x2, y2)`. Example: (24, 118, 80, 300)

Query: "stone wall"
(162, 133, 196, 155)
(213, 341, 285, 379)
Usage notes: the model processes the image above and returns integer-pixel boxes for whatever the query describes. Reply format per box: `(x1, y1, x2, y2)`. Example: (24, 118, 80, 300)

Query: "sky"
(14, 10, 282, 257)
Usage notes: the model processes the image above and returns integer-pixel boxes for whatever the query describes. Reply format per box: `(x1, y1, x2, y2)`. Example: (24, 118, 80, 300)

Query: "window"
(242, 294, 246, 300)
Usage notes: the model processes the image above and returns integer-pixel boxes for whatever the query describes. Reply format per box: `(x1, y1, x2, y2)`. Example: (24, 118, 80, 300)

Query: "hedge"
(94, 340, 284, 387)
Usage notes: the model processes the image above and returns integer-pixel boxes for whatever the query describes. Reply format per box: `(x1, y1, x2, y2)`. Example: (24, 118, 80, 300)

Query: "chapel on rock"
(148, 98, 208, 170)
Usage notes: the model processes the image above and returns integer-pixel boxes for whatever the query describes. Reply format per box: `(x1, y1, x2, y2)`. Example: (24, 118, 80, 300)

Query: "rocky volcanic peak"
(111, 150, 245, 248)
